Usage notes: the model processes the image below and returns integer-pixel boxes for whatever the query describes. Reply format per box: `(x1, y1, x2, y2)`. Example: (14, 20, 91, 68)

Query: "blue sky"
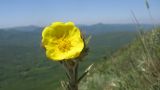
(0, 0, 160, 27)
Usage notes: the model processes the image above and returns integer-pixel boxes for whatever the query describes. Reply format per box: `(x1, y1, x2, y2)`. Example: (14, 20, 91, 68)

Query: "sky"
(0, 0, 160, 28)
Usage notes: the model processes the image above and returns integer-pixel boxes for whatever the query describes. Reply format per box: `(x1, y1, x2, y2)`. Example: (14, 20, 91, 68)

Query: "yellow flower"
(42, 22, 84, 61)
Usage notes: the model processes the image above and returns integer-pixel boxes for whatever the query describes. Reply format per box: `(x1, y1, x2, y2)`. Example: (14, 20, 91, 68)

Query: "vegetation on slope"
(80, 28, 160, 90)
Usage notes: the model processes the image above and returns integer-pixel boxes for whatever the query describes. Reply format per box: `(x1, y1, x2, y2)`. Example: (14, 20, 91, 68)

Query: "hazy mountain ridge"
(79, 23, 154, 34)
(0, 24, 153, 47)
(0, 24, 154, 34)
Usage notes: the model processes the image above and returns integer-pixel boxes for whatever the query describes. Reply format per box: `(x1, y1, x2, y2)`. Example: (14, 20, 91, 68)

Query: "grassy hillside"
(0, 25, 138, 90)
(80, 28, 160, 90)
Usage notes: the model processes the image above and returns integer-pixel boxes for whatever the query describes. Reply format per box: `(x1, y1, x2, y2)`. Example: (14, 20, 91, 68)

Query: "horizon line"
(0, 23, 158, 29)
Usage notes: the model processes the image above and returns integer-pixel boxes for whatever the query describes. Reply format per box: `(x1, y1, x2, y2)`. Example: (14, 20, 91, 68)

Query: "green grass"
(79, 28, 160, 90)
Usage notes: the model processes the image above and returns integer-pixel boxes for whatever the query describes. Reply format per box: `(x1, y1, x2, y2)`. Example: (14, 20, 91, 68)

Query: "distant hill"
(0, 25, 42, 32)
(0, 23, 154, 34)
(79, 23, 154, 34)
(0, 24, 153, 47)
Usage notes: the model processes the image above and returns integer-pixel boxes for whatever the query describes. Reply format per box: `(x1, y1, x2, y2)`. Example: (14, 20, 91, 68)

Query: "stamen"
(58, 39, 72, 52)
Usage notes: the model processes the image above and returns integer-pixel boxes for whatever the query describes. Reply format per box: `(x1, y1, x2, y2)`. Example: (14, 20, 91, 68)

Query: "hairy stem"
(63, 60, 79, 90)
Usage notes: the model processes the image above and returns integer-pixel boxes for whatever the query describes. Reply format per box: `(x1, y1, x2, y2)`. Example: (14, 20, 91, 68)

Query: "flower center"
(58, 39, 72, 52)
